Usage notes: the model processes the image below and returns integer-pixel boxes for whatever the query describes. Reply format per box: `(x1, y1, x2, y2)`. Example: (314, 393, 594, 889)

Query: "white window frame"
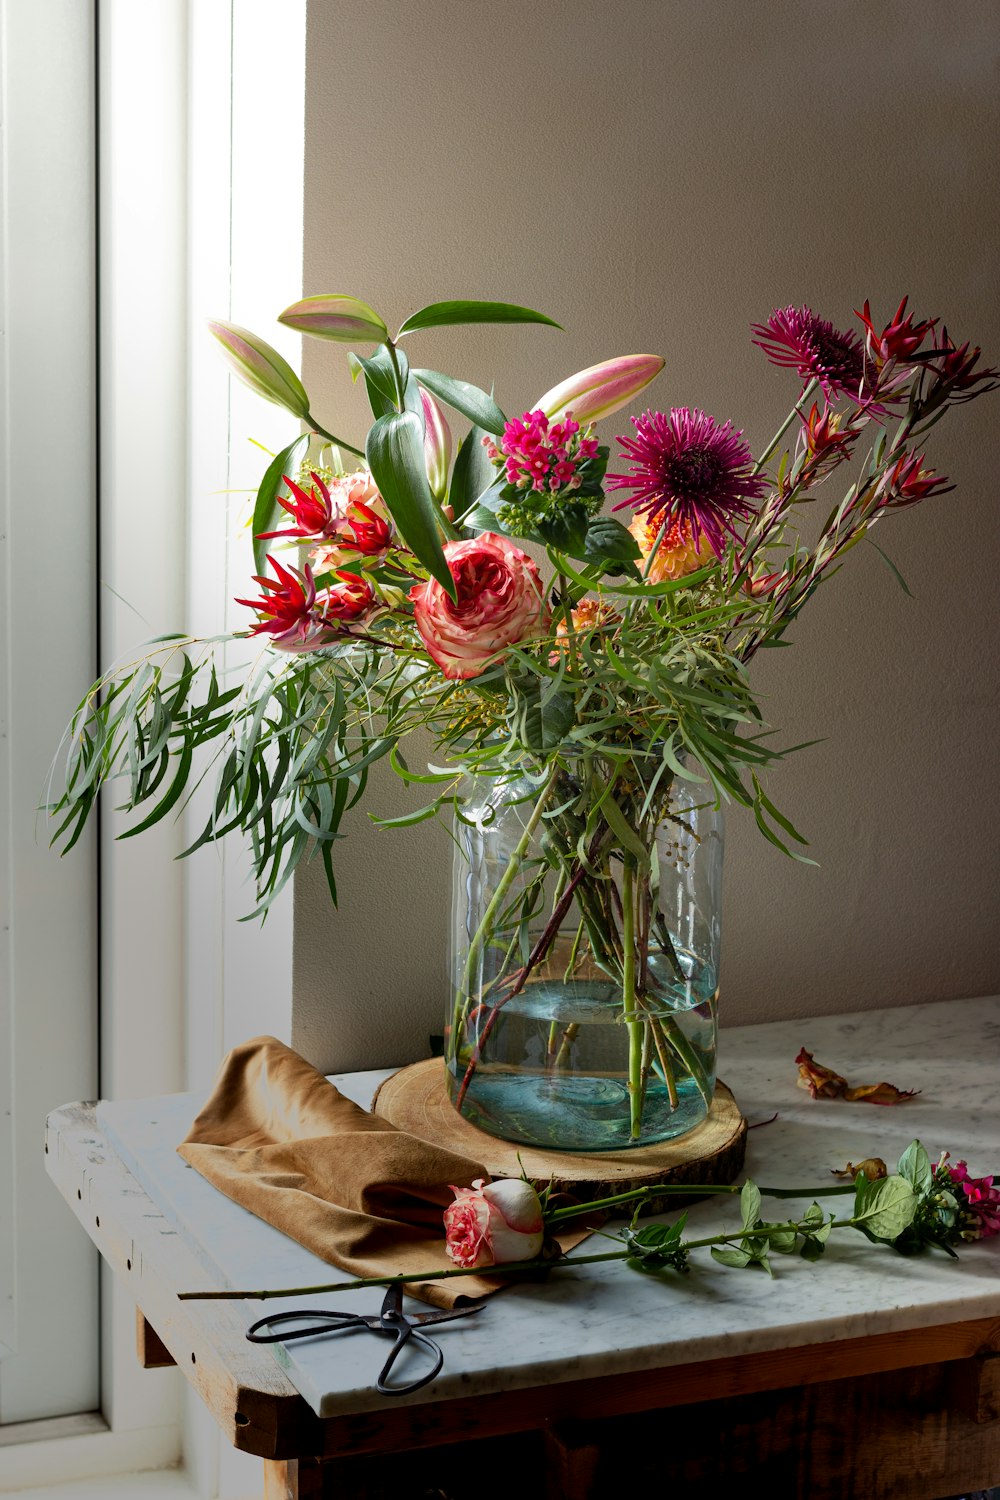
(0, 2, 304, 1495)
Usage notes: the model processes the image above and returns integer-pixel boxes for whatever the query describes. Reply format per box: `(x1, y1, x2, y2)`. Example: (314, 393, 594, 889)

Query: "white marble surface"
(97, 995, 1000, 1420)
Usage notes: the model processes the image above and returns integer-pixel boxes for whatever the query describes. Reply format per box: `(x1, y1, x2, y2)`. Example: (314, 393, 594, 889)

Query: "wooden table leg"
(263, 1458, 325, 1499)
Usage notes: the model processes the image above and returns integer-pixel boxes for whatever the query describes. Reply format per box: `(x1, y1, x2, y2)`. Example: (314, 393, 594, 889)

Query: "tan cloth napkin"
(179, 1035, 509, 1307)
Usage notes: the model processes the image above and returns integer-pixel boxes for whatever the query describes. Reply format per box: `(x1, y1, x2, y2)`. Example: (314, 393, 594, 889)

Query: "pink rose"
(443, 1177, 544, 1269)
(408, 533, 548, 680)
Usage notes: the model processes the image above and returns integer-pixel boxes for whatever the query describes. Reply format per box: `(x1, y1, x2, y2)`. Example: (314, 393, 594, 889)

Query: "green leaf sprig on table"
(177, 1140, 997, 1302)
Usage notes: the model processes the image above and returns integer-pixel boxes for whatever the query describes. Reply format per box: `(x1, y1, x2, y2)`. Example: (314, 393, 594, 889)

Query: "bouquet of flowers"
(51, 291, 998, 1149)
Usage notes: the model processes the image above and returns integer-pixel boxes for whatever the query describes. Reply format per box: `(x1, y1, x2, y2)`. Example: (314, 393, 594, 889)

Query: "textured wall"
(293, 0, 1000, 1073)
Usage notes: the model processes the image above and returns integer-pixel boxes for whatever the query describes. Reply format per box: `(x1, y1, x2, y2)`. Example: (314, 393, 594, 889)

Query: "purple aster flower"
(607, 408, 767, 555)
(752, 305, 864, 400)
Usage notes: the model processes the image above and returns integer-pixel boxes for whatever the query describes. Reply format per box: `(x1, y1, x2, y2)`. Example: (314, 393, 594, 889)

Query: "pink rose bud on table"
(444, 1178, 545, 1269)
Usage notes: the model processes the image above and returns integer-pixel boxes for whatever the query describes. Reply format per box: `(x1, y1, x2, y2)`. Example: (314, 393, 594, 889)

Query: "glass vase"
(446, 762, 723, 1151)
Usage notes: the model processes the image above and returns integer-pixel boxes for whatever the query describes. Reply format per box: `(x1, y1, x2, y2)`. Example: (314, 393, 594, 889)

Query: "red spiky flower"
(236, 556, 374, 651)
(257, 472, 338, 541)
(608, 407, 767, 555)
(751, 305, 865, 400)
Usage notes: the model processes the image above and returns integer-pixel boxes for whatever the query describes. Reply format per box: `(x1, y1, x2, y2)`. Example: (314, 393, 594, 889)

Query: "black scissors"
(245, 1283, 483, 1396)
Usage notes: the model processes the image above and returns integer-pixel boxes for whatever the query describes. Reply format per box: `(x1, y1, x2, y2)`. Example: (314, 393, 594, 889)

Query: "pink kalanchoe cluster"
(935, 1153, 1000, 1240)
(488, 408, 598, 495)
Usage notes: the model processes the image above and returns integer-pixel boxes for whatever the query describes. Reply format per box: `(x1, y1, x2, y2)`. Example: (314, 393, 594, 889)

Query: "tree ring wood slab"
(373, 1059, 747, 1216)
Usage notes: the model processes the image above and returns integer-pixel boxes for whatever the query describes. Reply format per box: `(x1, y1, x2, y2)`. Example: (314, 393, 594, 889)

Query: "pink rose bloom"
(408, 533, 548, 680)
(443, 1178, 544, 1269)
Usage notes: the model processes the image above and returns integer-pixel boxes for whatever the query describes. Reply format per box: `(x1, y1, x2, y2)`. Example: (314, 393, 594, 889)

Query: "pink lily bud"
(535, 353, 665, 425)
(208, 320, 311, 420)
(420, 388, 452, 500)
(278, 294, 388, 345)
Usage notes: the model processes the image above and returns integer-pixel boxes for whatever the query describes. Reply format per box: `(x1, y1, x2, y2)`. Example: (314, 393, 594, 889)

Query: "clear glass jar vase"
(446, 760, 724, 1151)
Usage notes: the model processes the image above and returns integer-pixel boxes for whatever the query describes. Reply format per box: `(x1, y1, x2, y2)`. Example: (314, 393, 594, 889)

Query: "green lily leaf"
(251, 434, 309, 578)
(366, 410, 455, 598)
(397, 299, 562, 337)
(450, 426, 499, 520)
(413, 369, 506, 436)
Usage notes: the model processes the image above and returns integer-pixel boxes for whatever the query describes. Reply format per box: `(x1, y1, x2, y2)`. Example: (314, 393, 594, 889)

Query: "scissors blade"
(407, 1301, 485, 1327)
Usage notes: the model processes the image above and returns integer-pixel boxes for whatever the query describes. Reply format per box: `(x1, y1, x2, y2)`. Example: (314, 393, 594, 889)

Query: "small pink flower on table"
(409, 532, 549, 680)
(444, 1178, 545, 1269)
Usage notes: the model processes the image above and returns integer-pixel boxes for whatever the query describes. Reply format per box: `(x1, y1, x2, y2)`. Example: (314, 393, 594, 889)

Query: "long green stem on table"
(545, 1180, 857, 1224)
(178, 1208, 863, 1302)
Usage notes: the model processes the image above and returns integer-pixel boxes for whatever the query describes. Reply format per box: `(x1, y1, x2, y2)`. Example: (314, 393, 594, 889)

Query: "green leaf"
(868, 538, 914, 597)
(853, 1175, 918, 1242)
(711, 1246, 752, 1269)
(511, 676, 575, 752)
(460, 476, 507, 532)
(582, 516, 642, 565)
(413, 369, 506, 436)
(349, 350, 398, 418)
(251, 435, 309, 577)
(365, 411, 455, 597)
(535, 504, 591, 558)
(897, 1140, 933, 1197)
(397, 300, 562, 337)
(450, 427, 500, 520)
(740, 1180, 762, 1231)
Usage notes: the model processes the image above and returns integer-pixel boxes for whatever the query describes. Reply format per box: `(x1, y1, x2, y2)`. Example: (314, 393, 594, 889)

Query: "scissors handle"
(375, 1321, 444, 1396)
(245, 1309, 363, 1344)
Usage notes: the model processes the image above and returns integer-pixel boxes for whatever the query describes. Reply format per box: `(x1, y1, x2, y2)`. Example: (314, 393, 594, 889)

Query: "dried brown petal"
(795, 1046, 848, 1099)
(843, 1081, 920, 1106)
(830, 1157, 889, 1180)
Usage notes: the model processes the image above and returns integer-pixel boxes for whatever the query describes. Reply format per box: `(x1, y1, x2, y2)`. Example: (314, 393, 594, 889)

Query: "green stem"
(179, 1208, 869, 1303)
(304, 412, 365, 460)
(622, 856, 643, 1140)
(546, 1180, 857, 1225)
(452, 764, 560, 1044)
(385, 340, 407, 410)
(753, 378, 818, 473)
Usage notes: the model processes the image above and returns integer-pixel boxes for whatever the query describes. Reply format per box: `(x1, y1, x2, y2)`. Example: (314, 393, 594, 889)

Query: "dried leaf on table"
(795, 1047, 919, 1106)
(830, 1157, 888, 1180)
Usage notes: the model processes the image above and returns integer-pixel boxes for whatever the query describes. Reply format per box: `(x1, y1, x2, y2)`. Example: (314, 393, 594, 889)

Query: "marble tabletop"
(96, 994, 1000, 1421)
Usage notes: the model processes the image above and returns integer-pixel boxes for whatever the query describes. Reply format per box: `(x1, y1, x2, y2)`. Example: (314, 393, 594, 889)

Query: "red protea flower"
(607, 407, 767, 555)
(855, 296, 936, 367)
(235, 557, 373, 651)
(256, 473, 337, 541)
(344, 500, 391, 554)
(929, 328, 1000, 402)
(878, 451, 953, 509)
(752, 305, 864, 400)
(800, 403, 860, 464)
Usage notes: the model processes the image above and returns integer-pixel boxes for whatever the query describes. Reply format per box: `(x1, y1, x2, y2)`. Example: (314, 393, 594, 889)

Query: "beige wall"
(293, 0, 1000, 1073)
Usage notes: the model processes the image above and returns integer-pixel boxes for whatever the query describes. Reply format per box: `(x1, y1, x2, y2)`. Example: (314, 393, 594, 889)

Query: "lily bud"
(535, 353, 665, 424)
(208, 320, 311, 420)
(278, 294, 388, 345)
(420, 387, 452, 500)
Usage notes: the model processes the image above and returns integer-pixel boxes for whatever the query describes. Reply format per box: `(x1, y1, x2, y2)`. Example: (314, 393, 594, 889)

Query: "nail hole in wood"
(77, 1189, 82, 1199)
(234, 1411, 250, 1426)
(191, 1352, 196, 1364)
(95, 1215, 100, 1227)
(126, 1258, 131, 1270)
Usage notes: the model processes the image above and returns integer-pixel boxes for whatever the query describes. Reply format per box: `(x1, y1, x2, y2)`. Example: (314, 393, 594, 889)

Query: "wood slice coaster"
(373, 1058, 747, 1216)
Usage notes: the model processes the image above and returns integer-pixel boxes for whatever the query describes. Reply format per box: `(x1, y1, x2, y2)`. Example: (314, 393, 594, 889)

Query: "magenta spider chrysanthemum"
(607, 408, 767, 555)
(752, 305, 865, 399)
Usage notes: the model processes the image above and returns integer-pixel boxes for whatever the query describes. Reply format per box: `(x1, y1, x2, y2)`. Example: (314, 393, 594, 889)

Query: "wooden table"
(45, 997, 1000, 1500)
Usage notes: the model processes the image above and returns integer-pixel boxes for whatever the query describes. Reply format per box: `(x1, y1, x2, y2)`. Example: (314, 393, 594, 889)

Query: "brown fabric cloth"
(179, 1036, 507, 1307)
